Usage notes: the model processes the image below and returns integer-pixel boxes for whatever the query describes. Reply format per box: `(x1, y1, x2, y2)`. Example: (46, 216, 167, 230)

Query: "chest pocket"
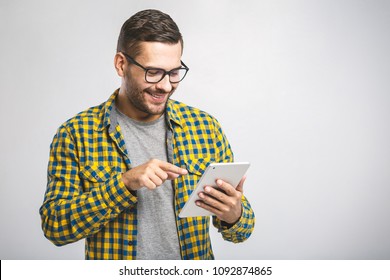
(181, 157, 214, 197)
(79, 165, 114, 192)
(184, 157, 213, 176)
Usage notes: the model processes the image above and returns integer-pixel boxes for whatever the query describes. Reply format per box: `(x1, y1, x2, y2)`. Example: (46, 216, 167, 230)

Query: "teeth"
(150, 93, 163, 98)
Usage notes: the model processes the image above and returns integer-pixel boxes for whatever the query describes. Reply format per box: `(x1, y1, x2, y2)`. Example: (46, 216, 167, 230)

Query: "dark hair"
(117, 9, 183, 58)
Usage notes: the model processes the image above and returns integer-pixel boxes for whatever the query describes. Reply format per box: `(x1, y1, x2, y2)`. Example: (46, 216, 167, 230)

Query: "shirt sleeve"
(39, 125, 137, 246)
(210, 117, 255, 243)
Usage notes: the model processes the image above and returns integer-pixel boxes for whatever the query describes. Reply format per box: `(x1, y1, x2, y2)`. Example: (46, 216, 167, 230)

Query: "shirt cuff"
(100, 172, 137, 213)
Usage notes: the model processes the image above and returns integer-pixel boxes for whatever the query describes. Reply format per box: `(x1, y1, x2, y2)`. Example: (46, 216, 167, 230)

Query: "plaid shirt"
(40, 89, 255, 259)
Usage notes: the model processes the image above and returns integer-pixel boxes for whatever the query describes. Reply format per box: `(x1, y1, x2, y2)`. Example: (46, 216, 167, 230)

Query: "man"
(40, 9, 254, 260)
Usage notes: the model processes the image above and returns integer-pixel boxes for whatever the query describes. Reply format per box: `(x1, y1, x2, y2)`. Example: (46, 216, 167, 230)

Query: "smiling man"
(39, 9, 255, 260)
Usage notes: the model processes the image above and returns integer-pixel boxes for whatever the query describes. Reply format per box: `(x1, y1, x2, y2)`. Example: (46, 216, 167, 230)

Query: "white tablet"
(178, 162, 250, 218)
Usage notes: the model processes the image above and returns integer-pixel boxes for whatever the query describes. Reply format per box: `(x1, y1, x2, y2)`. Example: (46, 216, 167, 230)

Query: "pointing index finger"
(159, 161, 188, 175)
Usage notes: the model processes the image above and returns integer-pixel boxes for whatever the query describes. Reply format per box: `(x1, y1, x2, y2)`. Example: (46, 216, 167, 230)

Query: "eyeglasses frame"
(121, 52, 189, 84)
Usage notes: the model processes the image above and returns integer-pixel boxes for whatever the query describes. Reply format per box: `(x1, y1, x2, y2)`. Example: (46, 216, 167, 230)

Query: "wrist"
(121, 173, 133, 191)
(223, 204, 243, 226)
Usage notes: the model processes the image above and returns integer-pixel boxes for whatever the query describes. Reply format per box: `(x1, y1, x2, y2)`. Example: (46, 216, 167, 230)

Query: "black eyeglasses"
(121, 52, 189, 84)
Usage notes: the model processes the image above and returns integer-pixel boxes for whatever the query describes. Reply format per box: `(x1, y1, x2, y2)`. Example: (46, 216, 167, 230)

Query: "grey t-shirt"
(116, 108, 181, 260)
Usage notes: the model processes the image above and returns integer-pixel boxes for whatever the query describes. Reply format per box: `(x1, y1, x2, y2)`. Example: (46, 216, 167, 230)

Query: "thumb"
(236, 175, 246, 193)
(166, 171, 181, 180)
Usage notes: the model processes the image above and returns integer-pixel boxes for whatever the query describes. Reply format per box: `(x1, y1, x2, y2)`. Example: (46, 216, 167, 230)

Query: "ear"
(114, 53, 126, 77)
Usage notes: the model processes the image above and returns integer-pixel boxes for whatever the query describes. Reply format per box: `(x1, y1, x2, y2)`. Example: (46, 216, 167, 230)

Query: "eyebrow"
(122, 52, 186, 72)
(143, 64, 183, 71)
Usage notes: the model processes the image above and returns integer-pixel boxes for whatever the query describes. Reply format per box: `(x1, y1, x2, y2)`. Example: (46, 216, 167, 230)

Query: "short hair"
(117, 9, 183, 58)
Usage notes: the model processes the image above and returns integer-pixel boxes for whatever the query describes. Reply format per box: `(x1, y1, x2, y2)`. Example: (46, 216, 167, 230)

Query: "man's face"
(120, 41, 182, 122)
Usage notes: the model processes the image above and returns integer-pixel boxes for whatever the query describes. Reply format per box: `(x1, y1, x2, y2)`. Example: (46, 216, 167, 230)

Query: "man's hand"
(122, 159, 188, 191)
(196, 176, 246, 224)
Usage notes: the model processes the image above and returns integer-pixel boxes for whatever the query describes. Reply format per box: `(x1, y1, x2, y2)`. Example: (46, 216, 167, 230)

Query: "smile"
(147, 92, 168, 101)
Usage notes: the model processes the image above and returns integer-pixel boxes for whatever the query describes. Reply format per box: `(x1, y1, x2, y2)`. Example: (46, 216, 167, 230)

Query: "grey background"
(1, 0, 389, 259)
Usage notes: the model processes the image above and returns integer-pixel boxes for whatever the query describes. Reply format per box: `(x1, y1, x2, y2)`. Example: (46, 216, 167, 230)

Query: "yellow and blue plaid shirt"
(40, 89, 255, 259)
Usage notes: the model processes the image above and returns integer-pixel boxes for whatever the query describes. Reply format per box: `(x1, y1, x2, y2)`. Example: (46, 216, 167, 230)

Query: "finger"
(149, 173, 163, 187)
(159, 161, 188, 175)
(203, 186, 228, 203)
(166, 171, 180, 180)
(140, 176, 157, 190)
(236, 175, 246, 193)
(198, 191, 227, 212)
(215, 179, 236, 196)
(154, 168, 169, 181)
(195, 199, 223, 216)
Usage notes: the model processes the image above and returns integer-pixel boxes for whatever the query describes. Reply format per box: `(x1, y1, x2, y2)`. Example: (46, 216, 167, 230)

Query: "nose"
(155, 74, 173, 93)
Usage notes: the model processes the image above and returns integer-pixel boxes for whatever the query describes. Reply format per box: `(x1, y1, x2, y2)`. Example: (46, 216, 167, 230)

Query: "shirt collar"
(166, 99, 183, 128)
(94, 89, 118, 132)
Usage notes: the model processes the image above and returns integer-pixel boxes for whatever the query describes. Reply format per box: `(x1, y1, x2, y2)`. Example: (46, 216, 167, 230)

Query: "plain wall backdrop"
(0, 0, 389, 260)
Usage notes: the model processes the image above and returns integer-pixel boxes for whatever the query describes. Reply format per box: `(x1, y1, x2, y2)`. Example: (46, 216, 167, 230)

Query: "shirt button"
(128, 240, 135, 246)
